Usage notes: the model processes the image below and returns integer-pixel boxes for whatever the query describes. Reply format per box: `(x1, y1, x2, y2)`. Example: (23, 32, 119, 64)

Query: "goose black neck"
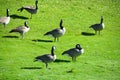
(35, 1, 38, 10)
(6, 9, 9, 17)
(51, 47, 54, 56)
(77, 46, 82, 50)
(60, 26, 64, 29)
(100, 17, 103, 24)
(24, 22, 28, 28)
(78, 47, 82, 50)
(60, 19, 63, 29)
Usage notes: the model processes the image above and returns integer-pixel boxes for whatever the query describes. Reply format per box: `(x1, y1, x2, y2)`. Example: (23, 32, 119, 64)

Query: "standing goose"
(44, 19, 66, 42)
(34, 46, 56, 69)
(17, 0, 38, 19)
(62, 44, 84, 61)
(9, 21, 30, 39)
(0, 9, 10, 28)
(89, 16, 104, 35)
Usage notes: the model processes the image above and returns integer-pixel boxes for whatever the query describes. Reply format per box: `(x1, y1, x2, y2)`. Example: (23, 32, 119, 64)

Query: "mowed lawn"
(0, 0, 120, 80)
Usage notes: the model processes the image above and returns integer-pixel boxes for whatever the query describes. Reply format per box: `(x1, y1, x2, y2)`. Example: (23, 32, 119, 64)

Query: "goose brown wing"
(62, 48, 80, 57)
(35, 54, 54, 63)
(24, 6, 36, 10)
(0, 17, 8, 23)
(90, 24, 100, 28)
(9, 26, 25, 33)
(44, 28, 60, 35)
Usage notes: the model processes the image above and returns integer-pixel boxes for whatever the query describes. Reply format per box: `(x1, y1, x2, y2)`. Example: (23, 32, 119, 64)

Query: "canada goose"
(9, 21, 30, 39)
(89, 16, 104, 35)
(0, 9, 10, 28)
(17, 0, 38, 19)
(62, 44, 84, 61)
(44, 19, 66, 42)
(34, 46, 56, 69)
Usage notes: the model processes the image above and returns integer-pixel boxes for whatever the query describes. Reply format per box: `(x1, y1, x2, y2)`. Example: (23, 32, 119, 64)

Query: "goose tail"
(44, 31, 51, 36)
(89, 25, 92, 28)
(62, 51, 70, 56)
(9, 29, 18, 33)
(33, 59, 38, 62)
(17, 7, 24, 12)
(62, 52, 66, 55)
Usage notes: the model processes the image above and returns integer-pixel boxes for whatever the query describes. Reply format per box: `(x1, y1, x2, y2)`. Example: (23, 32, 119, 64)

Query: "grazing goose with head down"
(17, 0, 38, 19)
(9, 21, 30, 39)
(0, 9, 10, 28)
(44, 19, 66, 42)
(62, 44, 84, 61)
(34, 46, 56, 69)
(89, 16, 104, 35)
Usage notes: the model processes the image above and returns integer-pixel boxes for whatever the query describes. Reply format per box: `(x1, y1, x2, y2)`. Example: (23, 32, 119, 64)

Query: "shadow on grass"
(32, 39, 53, 43)
(81, 32, 95, 36)
(0, 58, 3, 60)
(10, 14, 29, 19)
(2, 36, 19, 38)
(66, 69, 74, 73)
(21, 67, 42, 70)
(54, 59, 70, 63)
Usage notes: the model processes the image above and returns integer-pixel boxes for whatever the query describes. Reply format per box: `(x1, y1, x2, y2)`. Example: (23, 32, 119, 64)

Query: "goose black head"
(24, 21, 28, 27)
(75, 44, 82, 50)
(51, 46, 56, 56)
(60, 19, 64, 29)
(6, 9, 10, 17)
(100, 16, 104, 24)
(35, 0, 38, 4)
(35, 0, 38, 9)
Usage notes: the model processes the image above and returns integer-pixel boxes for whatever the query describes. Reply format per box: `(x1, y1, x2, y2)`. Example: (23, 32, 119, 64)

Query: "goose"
(34, 46, 56, 69)
(44, 19, 66, 42)
(0, 9, 10, 28)
(62, 44, 84, 61)
(9, 21, 30, 39)
(17, 0, 38, 19)
(89, 16, 104, 35)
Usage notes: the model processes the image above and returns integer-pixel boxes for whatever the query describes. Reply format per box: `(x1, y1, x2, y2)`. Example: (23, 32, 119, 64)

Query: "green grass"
(0, 0, 120, 80)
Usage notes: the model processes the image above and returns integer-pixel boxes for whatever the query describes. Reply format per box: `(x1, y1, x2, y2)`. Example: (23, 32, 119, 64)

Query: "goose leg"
(3, 24, 6, 33)
(72, 57, 77, 62)
(98, 31, 100, 35)
(57, 37, 59, 42)
(95, 31, 97, 35)
(72, 57, 74, 61)
(4, 24, 6, 29)
(45, 63, 48, 69)
(54, 37, 57, 42)
(74, 57, 76, 62)
(30, 14, 32, 19)
(21, 33, 24, 39)
(72, 57, 75, 62)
